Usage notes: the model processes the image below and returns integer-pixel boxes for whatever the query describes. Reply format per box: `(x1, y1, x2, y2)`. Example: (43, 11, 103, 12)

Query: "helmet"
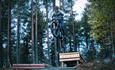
(54, 6, 59, 12)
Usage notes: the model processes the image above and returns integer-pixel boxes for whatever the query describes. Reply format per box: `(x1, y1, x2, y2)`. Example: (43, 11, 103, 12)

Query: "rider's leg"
(59, 19, 64, 35)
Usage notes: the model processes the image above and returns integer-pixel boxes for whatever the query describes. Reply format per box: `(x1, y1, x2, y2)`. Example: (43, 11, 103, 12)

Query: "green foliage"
(87, 47, 96, 62)
(88, 0, 115, 59)
(0, 0, 47, 66)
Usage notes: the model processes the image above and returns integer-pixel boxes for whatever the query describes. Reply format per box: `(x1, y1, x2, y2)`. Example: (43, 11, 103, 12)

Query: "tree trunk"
(111, 18, 115, 59)
(52, 0, 55, 9)
(35, 10, 38, 63)
(7, 0, 12, 67)
(45, 0, 51, 64)
(0, 0, 1, 39)
(16, 0, 21, 64)
(85, 36, 89, 50)
(38, 32, 44, 63)
(31, 0, 38, 63)
(0, 0, 2, 48)
(0, 0, 3, 68)
(31, 0, 35, 63)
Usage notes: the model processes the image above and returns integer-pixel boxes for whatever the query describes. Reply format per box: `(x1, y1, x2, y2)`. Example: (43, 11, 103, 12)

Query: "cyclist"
(51, 6, 64, 37)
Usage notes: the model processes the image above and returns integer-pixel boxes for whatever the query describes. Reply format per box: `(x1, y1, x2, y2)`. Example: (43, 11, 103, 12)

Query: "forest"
(0, 0, 115, 69)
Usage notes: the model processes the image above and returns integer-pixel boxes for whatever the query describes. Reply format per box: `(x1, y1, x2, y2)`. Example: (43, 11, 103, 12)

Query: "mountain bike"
(51, 19, 64, 39)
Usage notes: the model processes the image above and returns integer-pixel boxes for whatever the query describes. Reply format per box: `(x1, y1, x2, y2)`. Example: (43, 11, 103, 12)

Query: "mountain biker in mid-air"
(51, 6, 66, 52)
(51, 6, 64, 38)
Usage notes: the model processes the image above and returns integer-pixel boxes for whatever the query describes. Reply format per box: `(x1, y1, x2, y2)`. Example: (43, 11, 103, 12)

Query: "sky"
(73, 0, 89, 20)
(56, 0, 89, 20)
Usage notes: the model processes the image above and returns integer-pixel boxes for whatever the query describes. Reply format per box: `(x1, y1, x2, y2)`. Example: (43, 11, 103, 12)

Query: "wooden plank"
(60, 58, 80, 61)
(12, 67, 44, 69)
(12, 64, 47, 69)
(13, 64, 47, 67)
(59, 52, 80, 61)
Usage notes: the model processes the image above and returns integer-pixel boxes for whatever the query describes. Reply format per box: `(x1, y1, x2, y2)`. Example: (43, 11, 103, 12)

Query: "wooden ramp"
(59, 52, 83, 67)
(12, 64, 48, 70)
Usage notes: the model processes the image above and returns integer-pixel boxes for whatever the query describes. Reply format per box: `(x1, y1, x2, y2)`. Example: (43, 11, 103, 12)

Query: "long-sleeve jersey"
(52, 11, 64, 21)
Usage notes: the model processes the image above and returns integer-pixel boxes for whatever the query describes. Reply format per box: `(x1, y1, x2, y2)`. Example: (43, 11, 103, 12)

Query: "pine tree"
(88, 0, 115, 59)
(7, 0, 12, 67)
(0, 0, 2, 68)
(16, 0, 21, 63)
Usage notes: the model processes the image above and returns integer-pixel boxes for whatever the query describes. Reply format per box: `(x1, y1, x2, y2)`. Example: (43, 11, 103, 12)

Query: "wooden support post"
(61, 61, 64, 67)
(77, 60, 79, 65)
(55, 37, 58, 66)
